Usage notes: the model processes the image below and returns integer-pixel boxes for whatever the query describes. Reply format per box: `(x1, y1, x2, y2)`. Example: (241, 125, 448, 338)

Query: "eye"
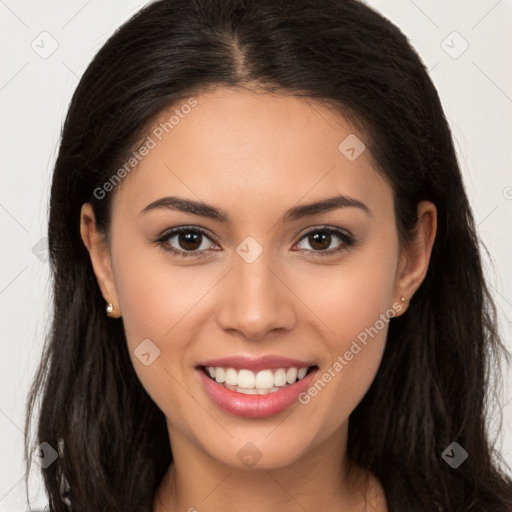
(155, 225, 356, 259)
(155, 226, 218, 258)
(293, 226, 355, 256)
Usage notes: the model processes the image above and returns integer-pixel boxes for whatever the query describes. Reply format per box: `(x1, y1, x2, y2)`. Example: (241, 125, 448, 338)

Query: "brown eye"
(157, 227, 218, 258)
(295, 227, 355, 256)
(175, 231, 203, 251)
(306, 232, 333, 251)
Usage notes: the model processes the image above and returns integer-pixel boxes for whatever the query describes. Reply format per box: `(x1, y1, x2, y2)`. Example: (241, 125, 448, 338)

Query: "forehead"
(112, 88, 392, 221)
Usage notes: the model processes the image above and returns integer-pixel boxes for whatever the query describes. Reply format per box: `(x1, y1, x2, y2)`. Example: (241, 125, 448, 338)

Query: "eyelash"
(154, 225, 357, 259)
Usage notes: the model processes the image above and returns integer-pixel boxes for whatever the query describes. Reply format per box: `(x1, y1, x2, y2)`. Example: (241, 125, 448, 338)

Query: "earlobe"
(80, 203, 122, 318)
(393, 201, 437, 314)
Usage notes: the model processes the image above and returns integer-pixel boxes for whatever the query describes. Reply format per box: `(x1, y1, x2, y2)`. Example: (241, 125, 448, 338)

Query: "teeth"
(286, 367, 298, 383)
(274, 368, 287, 387)
(225, 368, 238, 386)
(214, 367, 225, 383)
(297, 367, 307, 379)
(204, 365, 311, 392)
(238, 369, 255, 388)
(255, 370, 273, 389)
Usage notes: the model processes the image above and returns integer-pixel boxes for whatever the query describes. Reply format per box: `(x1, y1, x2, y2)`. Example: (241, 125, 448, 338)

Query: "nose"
(216, 249, 297, 340)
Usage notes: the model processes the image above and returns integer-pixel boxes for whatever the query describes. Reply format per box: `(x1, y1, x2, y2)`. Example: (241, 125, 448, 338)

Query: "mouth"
(200, 365, 318, 395)
(196, 362, 319, 418)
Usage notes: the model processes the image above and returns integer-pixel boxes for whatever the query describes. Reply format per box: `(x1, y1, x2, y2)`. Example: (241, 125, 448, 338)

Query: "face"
(81, 87, 436, 470)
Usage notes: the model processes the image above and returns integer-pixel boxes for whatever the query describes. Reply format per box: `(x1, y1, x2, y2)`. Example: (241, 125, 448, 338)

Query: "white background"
(1, 1, 511, 510)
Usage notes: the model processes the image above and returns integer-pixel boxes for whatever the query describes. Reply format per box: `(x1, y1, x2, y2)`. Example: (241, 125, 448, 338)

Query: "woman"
(24, 0, 512, 510)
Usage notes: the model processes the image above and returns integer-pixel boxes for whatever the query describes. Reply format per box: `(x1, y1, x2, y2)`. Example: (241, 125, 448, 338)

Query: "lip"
(198, 354, 316, 372)
(197, 365, 318, 418)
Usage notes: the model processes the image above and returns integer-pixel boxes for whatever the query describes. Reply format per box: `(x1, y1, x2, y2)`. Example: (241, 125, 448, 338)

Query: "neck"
(153, 420, 386, 512)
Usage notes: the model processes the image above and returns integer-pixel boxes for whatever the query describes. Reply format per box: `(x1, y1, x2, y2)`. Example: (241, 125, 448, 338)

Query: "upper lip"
(199, 354, 317, 372)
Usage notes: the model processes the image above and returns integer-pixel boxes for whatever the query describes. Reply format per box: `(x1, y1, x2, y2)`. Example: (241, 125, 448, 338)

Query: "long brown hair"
(25, 0, 512, 510)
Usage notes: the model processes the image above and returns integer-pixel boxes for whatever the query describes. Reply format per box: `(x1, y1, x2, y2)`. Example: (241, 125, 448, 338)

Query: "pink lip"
(197, 366, 318, 418)
(198, 354, 316, 372)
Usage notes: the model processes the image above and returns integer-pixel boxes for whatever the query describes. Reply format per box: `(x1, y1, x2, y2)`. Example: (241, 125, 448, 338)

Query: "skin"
(80, 87, 437, 512)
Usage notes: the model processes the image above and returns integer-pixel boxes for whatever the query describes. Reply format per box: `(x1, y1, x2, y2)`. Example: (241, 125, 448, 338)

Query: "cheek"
(302, 235, 398, 348)
(111, 233, 211, 345)
(111, 244, 206, 419)
(108, 232, 205, 404)
(294, 238, 398, 428)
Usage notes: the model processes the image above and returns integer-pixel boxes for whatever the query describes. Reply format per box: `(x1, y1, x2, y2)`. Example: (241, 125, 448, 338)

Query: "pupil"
(179, 232, 201, 250)
(310, 232, 330, 250)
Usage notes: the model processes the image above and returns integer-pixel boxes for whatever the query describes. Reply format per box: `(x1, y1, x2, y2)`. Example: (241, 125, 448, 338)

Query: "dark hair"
(25, 0, 512, 510)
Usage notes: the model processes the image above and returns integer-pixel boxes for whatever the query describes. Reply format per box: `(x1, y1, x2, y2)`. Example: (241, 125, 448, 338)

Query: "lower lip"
(197, 367, 318, 418)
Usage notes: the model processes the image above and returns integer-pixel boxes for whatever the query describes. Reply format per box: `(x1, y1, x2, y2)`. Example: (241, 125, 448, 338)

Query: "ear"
(393, 200, 437, 316)
(80, 203, 122, 318)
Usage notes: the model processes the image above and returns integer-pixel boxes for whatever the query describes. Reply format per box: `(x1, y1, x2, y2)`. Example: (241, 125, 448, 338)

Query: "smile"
(197, 363, 319, 418)
(203, 366, 311, 395)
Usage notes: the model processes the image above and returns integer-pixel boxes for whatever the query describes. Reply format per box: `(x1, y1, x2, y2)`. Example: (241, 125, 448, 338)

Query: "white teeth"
(255, 369, 274, 389)
(237, 369, 255, 389)
(286, 367, 298, 384)
(236, 386, 258, 395)
(225, 368, 238, 386)
(214, 367, 225, 383)
(205, 365, 311, 391)
(273, 368, 287, 387)
(223, 384, 283, 395)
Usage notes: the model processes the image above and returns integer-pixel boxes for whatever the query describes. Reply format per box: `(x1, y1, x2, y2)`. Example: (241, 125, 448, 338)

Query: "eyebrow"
(140, 194, 371, 223)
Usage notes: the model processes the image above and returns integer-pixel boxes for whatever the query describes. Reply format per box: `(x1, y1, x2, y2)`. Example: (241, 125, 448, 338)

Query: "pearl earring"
(106, 302, 114, 316)
(400, 296, 407, 303)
